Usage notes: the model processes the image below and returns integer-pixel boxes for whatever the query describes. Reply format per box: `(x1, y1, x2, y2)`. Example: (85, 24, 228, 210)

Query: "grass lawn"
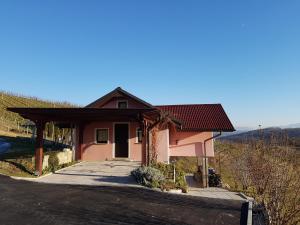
(0, 132, 71, 177)
(0, 161, 34, 177)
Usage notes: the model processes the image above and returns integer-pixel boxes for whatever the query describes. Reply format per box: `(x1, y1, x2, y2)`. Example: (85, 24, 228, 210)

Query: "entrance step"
(112, 158, 132, 162)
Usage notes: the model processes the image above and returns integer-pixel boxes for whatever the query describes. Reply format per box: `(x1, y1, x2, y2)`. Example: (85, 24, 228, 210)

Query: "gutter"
(203, 131, 222, 188)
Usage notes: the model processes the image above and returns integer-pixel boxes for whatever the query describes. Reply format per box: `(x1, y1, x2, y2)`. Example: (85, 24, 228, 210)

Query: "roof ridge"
(155, 103, 221, 107)
(86, 87, 153, 108)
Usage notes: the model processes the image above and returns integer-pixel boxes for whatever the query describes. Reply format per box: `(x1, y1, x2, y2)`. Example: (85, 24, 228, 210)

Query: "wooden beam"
(35, 121, 45, 176)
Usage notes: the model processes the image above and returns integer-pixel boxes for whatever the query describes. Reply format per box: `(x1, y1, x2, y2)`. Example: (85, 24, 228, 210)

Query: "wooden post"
(75, 124, 84, 161)
(35, 121, 45, 176)
(141, 120, 147, 166)
(141, 134, 147, 165)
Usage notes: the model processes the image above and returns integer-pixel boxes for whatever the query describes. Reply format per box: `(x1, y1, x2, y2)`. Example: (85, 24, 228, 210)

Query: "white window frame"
(95, 128, 109, 144)
(116, 100, 128, 109)
(135, 127, 142, 144)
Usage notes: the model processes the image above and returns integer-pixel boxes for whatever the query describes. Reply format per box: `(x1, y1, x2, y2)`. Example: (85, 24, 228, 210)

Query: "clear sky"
(0, 1, 299, 128)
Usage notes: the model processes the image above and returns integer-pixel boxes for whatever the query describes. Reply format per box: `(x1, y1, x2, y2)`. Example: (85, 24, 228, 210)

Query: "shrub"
(131, 166, 165, 188)
(152, 162, 188, 192)
(48, 153, 59, 172)
(161, 180, 177, 191)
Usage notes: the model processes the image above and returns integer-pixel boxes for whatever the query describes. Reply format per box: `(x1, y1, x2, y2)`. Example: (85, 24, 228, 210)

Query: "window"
(96, 128, 109, 144)
(136, 128, 143, 143)
(117, 101, 128, 109)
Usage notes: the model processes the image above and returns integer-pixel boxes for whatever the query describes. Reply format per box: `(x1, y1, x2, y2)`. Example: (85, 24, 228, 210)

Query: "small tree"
(149, 112, 178, 165)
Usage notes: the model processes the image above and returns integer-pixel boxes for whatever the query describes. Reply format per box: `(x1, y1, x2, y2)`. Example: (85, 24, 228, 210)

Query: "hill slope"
(0, 91, 75, 133)
(220, 127, 300, 147)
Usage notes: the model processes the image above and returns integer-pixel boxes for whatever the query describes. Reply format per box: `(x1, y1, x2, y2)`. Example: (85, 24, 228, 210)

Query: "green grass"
(170, 156, 198, 174)
(0, 134, 71, 177)
(0, 161, 35, 177)
(0, 91, 76, 177)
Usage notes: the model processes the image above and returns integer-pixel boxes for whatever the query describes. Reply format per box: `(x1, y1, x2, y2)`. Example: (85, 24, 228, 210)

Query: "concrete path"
(185, 175, 245, 201)
(37, 161, 141, 187)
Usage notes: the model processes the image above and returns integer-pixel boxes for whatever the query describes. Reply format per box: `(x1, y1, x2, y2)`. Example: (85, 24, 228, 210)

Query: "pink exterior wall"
(80, 121, 142, 161)
(169, 130, 214, 157)
(80, 96, 215, 162)
(82, 122, 114, 161)
(155, 129, 169, 163)
(129, 122, 143, 161)
(99, 98, 147, 108)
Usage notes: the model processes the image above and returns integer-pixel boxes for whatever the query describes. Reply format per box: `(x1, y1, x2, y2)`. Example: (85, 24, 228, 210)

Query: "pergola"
(7, 107, 160, 175)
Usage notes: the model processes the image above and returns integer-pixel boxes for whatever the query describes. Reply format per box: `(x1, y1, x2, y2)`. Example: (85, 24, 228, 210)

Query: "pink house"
(8, 87, 235, 176)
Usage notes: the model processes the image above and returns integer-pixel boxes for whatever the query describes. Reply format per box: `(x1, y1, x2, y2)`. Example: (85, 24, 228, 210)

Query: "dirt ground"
(0, 175, 244, 225)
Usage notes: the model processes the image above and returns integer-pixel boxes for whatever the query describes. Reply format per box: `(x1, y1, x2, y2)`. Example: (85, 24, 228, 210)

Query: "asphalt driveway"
(0, 175, 245, 225)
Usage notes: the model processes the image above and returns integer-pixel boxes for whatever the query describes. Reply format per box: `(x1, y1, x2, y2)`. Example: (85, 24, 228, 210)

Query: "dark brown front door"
(115, 124, 129, 158)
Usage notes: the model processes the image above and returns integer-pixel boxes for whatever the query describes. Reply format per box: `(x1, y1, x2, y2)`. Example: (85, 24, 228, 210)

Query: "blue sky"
(0, 1, 299, 128)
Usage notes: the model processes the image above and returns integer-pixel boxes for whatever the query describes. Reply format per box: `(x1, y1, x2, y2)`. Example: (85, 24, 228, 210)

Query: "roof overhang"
(7, 107, 159, 123)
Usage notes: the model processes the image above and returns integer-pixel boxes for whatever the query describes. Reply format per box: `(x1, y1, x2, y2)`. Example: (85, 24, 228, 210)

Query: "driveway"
(0, 174, 245, 225)
(33, 161, 245, 201)
(37, 160, 141, 186)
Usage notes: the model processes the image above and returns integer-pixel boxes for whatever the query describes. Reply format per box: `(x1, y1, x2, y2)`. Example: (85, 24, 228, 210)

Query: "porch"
(37, 160, 141, 186)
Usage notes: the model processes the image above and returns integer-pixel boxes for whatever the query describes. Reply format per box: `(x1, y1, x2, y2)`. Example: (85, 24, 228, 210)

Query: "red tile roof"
(155, 104, 235, 132)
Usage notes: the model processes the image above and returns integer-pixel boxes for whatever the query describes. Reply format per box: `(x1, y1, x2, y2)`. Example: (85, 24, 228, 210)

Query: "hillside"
(0, 91, 75, 134)
(220, 127, 300, 147)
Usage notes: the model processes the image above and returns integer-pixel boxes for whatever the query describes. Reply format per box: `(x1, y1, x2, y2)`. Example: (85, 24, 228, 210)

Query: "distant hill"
(220, 127, 300, 147)
(219, 127, 253, 137)
(280, 123, 300, 129)
(0, 91, 76, 134)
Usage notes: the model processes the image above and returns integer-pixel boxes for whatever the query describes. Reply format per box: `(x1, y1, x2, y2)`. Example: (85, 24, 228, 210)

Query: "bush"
(152, 162, 188, 192)
(48, 153, 59, 172)
(161, 180, 177, 191)
(131, 166, 165, 188)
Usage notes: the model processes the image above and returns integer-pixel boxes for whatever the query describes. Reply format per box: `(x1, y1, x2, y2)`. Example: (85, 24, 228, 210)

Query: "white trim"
(116, 100, 128, 108)
(113, 122, 130, 158)
(95, 128, 110, 144)
(135, 127, 142, 144)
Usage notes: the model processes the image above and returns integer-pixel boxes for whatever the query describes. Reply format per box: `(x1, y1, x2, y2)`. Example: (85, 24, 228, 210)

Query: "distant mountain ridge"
(220, 127, 300, 145)
(279, 123, 300, 129)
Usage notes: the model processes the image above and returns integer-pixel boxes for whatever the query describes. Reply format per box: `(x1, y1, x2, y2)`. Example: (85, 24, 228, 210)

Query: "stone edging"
(9, 161, 84, 181)
(239, 192, 254, 225)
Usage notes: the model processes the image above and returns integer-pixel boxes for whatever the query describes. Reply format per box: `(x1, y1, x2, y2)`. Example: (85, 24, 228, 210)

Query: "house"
(8, 87, 235, 183)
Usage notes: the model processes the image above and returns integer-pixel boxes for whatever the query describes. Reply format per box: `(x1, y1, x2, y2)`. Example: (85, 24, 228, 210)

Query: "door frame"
(113, 122, 130, 158)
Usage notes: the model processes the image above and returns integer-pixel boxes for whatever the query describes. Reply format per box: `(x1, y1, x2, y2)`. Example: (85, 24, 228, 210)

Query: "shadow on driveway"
(0, 175, 245, 225)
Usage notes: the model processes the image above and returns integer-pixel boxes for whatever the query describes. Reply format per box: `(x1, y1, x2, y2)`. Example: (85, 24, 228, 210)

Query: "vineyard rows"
(0, 91, 75, 135)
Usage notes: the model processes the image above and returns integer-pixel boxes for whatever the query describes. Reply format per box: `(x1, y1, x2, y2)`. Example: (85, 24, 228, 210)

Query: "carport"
(7, 107, 159, 175)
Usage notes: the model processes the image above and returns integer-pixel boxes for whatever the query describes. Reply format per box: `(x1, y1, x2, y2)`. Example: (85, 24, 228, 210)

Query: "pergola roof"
(7, 107, 158, 123)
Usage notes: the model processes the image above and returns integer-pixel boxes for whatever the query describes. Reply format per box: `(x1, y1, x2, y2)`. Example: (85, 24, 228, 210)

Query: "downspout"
(203, 131, 222, 188)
